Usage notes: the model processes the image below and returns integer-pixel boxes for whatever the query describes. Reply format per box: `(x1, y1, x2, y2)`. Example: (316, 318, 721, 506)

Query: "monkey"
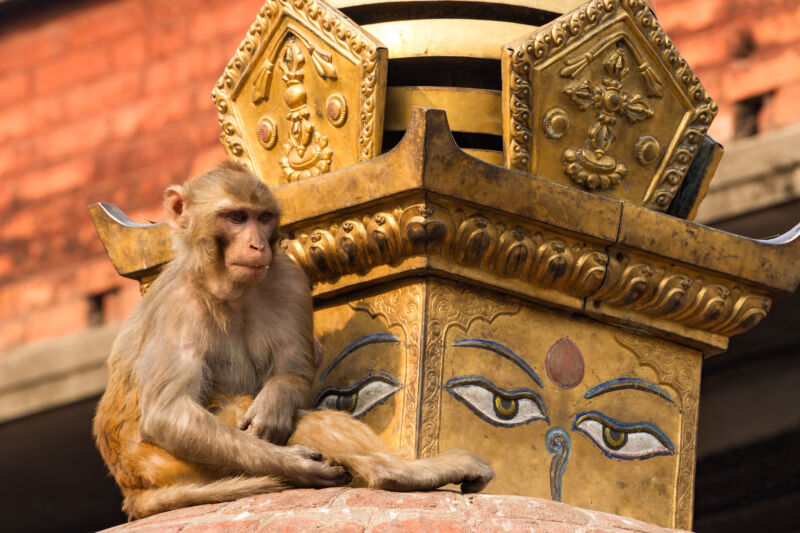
(93, 162, 494, 520)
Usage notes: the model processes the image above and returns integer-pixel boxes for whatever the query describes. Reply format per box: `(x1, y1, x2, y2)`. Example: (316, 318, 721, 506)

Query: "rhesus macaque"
(94, 162, 493, 520)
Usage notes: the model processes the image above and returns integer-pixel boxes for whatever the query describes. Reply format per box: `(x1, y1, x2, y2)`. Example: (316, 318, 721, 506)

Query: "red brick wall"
(657, 0, 800, 142)
(0, 0, 262, 353)
(0, 0, 798, 354)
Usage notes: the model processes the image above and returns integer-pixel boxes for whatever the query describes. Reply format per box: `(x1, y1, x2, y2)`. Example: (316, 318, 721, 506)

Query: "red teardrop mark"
(545, 337, 585, 389)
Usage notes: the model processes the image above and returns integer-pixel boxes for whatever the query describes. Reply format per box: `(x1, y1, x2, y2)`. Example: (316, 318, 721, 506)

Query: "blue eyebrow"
(452, 339, 543, 388)
(320, 333, 400, 380)
(584, 378, 675, 404)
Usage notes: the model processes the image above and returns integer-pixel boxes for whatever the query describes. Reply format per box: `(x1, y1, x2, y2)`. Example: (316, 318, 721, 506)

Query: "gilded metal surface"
(385, 87, 501, 136)
(501, 0, 718, 211)
(309, 277, 699, 528)
(87, 203, 172, 280)
(363, 19, 538, 60)
(211, 0, 387, 186)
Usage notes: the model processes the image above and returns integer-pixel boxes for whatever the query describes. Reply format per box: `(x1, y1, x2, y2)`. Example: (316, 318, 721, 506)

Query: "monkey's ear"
(164, 185, 190, 229)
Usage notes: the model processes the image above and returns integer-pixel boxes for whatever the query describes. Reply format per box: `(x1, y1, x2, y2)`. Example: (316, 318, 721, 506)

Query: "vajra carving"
(278, 37, 334, 181)
(561, 47, 655, 191)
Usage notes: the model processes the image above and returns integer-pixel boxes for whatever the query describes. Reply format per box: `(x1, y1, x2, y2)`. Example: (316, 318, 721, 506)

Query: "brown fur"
(94, 163, 494, 520)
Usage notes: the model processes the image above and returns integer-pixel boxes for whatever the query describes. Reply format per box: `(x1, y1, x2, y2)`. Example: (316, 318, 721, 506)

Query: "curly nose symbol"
(545, 427, 571, 502)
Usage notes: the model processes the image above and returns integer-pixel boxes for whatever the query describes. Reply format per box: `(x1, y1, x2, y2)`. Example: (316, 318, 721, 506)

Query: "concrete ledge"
(0, 322, 118, 422)
(102, 488, 689, 532)
(696, 125, 800, 224)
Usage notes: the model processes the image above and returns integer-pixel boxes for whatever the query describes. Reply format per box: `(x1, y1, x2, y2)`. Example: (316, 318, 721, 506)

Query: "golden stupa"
(90, 1, 800, 529)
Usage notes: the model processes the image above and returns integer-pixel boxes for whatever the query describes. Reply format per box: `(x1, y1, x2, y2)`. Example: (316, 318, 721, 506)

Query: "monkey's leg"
(289, 410, 494, 493)
(123, 475, 288, 520)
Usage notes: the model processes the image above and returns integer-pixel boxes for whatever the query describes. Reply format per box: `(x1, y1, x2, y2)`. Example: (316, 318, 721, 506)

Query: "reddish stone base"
(102, 488, 689, 532)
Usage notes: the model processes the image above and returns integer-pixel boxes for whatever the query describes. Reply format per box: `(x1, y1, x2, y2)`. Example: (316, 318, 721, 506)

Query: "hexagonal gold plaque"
(211, 0, 388, 186)
(501, 0, 717, 211)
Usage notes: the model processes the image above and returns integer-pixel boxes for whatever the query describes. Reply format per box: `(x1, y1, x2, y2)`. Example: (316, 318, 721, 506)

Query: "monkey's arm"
(242, 254, 316, 444)
(136, 343, 344, 487)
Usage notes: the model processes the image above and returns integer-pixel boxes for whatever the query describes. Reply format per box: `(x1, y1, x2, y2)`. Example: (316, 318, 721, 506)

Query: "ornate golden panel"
(211, 0, 388, 186)
(501, 0, 717, 211)
(310, 277, 699, 529)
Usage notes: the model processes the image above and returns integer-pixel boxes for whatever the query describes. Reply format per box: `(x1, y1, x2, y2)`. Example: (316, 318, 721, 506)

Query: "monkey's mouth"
(230, 263, 268, 271)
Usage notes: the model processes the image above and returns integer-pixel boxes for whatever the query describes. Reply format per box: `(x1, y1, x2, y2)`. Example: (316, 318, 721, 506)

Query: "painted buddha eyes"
(314, 373, 401, 418)
(445, 376, 549, 427)
(572, 411, 675, 460)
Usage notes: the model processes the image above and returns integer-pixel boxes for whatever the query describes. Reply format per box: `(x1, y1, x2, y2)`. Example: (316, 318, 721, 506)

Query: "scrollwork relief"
(596, 254, 771, 336)
(351, 284, 424, 455)
(613, 334, 699, 531)
(419, 282, 520, 458)
(280, 201, 609, 300)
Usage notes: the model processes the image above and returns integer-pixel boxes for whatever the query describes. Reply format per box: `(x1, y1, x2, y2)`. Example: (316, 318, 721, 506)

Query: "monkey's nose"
(250, 243, 265, 252)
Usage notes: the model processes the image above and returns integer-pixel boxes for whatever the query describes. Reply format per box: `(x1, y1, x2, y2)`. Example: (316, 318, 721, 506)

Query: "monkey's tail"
(123, 475, 288, 519)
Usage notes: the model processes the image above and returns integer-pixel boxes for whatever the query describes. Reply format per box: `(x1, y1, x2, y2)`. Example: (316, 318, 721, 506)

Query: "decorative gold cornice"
(503, 0, 718, 211)
(279, 197, 771, 339)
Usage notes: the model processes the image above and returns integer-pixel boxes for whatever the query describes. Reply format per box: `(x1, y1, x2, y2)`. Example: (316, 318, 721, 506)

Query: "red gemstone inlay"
(545, 337, 584, 389)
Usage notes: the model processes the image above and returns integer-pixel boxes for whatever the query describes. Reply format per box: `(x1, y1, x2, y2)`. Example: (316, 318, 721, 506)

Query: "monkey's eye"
(314, 374, 401, 418)
(227, 210, 248, 224)
(573, 411, 675, 460)
(258, 212, 272, 224)
(445, 376, 549, 427)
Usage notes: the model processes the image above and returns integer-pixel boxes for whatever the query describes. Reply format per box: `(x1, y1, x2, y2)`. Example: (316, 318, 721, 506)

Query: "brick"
(0, 23, 63, 75)
(221, 487, 346, 514)
(466, 494, 595, 526)
(344, 489, 464, 511)
(188, 2, 261, 44)
(16, 158, 94, 202)
(654, 0, 725, 36)
(0, 209, 39, 241)
(61, 0, 147, 50)
(23, 298, 87, 342)
(190, 145, 229, 176)
(370, 518, 470, 533)
(111, 32, 149, 71)
(181, 520, 262, 533)
(16, 277, 56, 312)
(771, 84, 800, 129)
(0, 95, 66, 144)
(62, 71, 143, 121)
(146, 20, 190, 60)
(0, 70, 32, 106)
(32, 47, 112, 95)
(143, 54, 195, 94)
(750, 3, 800, 50)
(722, 45, 800, 102)
(260, 517, 364, 533)
(474, 519, 577, 533)
(33, 114, 109, 162)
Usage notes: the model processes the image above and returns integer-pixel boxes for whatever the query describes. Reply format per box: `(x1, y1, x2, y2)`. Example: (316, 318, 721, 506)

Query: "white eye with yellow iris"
(573, 411, 675, 460)
(445, 376, 549, 427)
(314, 374, 401, 418)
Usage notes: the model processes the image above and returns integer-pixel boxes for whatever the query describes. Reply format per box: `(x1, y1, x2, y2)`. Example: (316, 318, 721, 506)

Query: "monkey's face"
(217, 206, 277, 285)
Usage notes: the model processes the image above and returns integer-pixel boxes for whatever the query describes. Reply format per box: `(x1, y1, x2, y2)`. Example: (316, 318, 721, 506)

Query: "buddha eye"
(314, 374, 401, 418)
(573, 411, 675, 460)
(445, 376, 549, 427)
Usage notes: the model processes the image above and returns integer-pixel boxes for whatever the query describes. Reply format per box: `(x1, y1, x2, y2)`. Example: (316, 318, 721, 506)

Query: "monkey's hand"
(241, 383, 299, 445)
(278, 445, 352, 488)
